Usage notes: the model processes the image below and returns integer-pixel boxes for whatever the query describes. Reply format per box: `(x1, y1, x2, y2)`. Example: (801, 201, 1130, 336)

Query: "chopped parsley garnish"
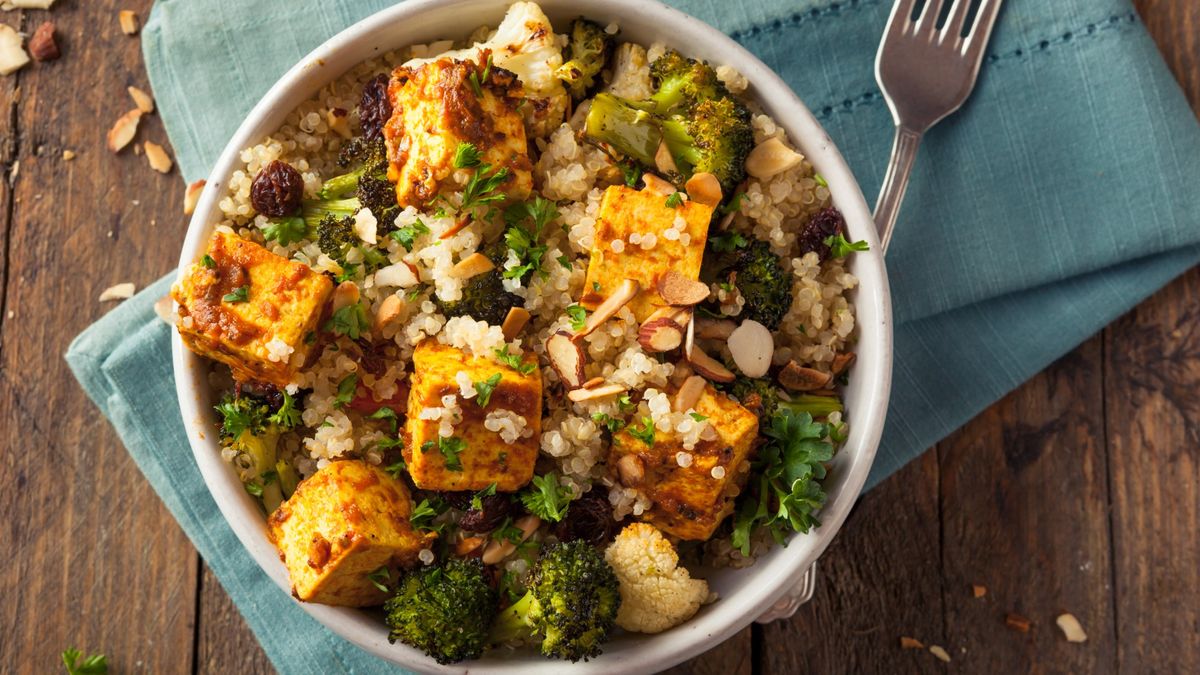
(453, 142, 483, 169)
(243, 480, 264, 497)
(471, 482, 498, 511)
(617, 394, 636, 413)
(268, 390, 302, 429)
(214, 394, 268, 440)
(557, 254, 572, 270)
(62, 648, 107, 675)
(520, 472, 573, 522)
(333, 373, 357, 409)
(454, 142, 511, 212)
(592, 281, 601, 292)
(627, 416, 656, 447)
(498, 451, 508, 468)
(410, 497, 449, 532)
(222, 285, 249, 303)
(304, 331, 316, 345)
(366, 406, 398, 432)
(467, 70, 484, 98)
(493, 516, 525, 544)
(389, 218, 430, 252)
(261, 216, 307, 246)
(473, 373, 502, 408)
(324, 301, 370, 339)
(824, 233, 869, 258)
(383, 457, 406, 478)
(334, 262, 359, 283)
(422, 436, 466, 471)
(719, 192, 745, 215)
(406, 285, 425, 302)
(620, 160, 642, 187)
(366, 566, 391, 593)
(565, 304, 588, 331)
(494, 345, 536, 375)
(710, 231, 750, 253)
(376, 436, 405, 451)
(502, 196, 558, 281)
(200, 254, 216, 268)
(591, 412, 626, 433)
(813, 173, 828, 188)
(689, 412, 709, 422)
(665, 192, 684, 208)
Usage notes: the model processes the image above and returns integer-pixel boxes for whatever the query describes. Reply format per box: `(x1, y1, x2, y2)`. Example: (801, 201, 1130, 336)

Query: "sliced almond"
(98, 282, 135, 302)
(654, 140, 678, 176)
(106, 109, 142, 153)
(546, 330, 586, 389)
(831, 352, 856, 376)
(326, 107, 352, 139)
(673, 375, 707, 412)
(451, 252, 494, 279)
(580, 376, 606, 389)
(778, 361, 832, 391)
(687, 344, 735, 383)
(331, 280, 360, 313)
(500, 306, 531, 340)
(616, 454, 644, 486)
(684, 172, 722, 208)
(641, 172, 675, 196)
(373, 294, 405, 332)
(118, 10, 140, 35)
(695, 317, 737, 340)
(685, 309, 696, 357)
(899, 637, 925, 650)
(567, 383, 626, 403)
(11, 0, 58, 8)
(1056, 613, 1087, 643)
(455, 535, 485, 556)
(152, 295, 174, 324)
(0, 25, 30, 76)
(575, 279, 639, 338)
(144, 141, 173, 173)
(1005, 613, 1032, 633)
(373, 262, 419, 288)
(728, 319, 773, 378)
(656, 270, 710, 306)
(128, 86, 155, 113)
(745, 136, 804, 179)
(183, 179, 206, 215)
(928, 645, 951, 663)
(439, 214, 471, 239)
(638, 317, 685, 353)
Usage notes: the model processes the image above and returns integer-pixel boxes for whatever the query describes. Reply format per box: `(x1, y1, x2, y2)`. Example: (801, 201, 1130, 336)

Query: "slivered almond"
(899, 637, 925, 649)
(567, 383, 625, 403)
(144, 141, 173, 173)
(440, 214, 471, 239)
(831, 352, 856, 376)
(638, 316, 685, 352)
(326, 107, 352, 139)
(546, 331, 586, 389)
(98, 282, 135, 302)
(456, 536, 485, 556)
(500, 306, 531, 340)
(580, 376, 606, 389)
(331, 280, 360, 313)
(685, 310, 696, 357)
(695, 317, 737, 340)
(373, 262, 419, 288)
(373, 294, 405, 332)
(641, 172, 675, 196)
(928, 646, 951, 663)
(728, 319, 773, 377)
(656, 271, 710, 306)
(106, 109, 142, 153)
(687, 344, 735, 383)
(745, 136, 804, 179)
(575, 279, 639, 338)
(183, 179, 206, 215)
(684, 172, 722, 208)
(778, 361, 832, 391)
(1005, 614, 1031, 633)
(481, 515, 541, 564)
(616, 454, 644, 486)
(673, 375, 707, 412)
(118, 10, 139, 35)
(451, 252, 494, 279)
(654, 140, 678, 176)
(128, 86, 154, 113)
(0, 25, 30, 75)
(1056, 613, 1087, 643)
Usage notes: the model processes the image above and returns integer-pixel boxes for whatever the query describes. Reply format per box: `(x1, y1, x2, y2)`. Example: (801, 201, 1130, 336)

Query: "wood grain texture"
(195, 563, 274, 675)
(1134, 0, 1200, 109)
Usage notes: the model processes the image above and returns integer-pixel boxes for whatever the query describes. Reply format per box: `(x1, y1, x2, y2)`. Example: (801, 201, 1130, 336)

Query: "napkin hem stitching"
(729, 0, 881, 42)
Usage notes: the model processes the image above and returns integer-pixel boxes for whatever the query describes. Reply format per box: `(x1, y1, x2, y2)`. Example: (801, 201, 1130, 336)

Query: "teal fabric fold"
(67, 0, 1200, 672)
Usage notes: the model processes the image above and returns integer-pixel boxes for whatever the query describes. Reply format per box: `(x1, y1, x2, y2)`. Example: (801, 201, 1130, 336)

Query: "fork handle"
(873, 125, 923, 253)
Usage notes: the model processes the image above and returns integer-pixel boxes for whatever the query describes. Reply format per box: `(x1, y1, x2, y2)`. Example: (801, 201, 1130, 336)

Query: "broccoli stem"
(585, 93, 663, 169)
(781, 395, 843, 418)
(317, 166, 367, 200)
(488, 591, 535, 644)
(302, 198, 359, 228)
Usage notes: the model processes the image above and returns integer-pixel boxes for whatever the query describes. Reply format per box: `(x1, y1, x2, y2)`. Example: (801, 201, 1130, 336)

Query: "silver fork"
(874, 0, 1004, 252)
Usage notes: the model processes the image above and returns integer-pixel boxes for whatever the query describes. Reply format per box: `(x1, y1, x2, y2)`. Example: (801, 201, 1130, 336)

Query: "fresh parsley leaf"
(460, 164, 510, 211)
(471, 482, 498, 511)
(493, 516, 525, 543)
(222, 285, 249, 303)
(366, 406, 398, 432)
(556, 254, 572, 270)
(710, 231, 749, 253)
(268, 390, 302, 429)
(383, 458, 406, 478)
(591, 412, 626, 433)
(627, 416, 656, 447)
(214, 394, 269, 440)
(453, 142, 483, 169)
(334, 262, 359, 283)
(333, 373, 357, 409)
(377, 436, 405, 451)
(719, 192, 745, 215)
(411, 497, 449, 532)
(406, 285, 425, 302)
(565, 304, 588, 332)
(473, 373, 502, 408)
(813, 173, 828, 188)
(617, 394, 635, 413)
(620, 160, 642, 187)
(200, 254, 216, 269)
(494, 345, 536, 375)
(665, 192, 684, 208)
(261, 216, 307, 246)
(62, 648, 107, 675)
(360, 246, 389, 271)
(592, 281, 601, 292)
(366, 566, 392, 593)
(244, 480, 264, 497)
(426, 436, 466, 471)
(389, 218, 430, 252)
(519, 472, 573, 522)
(689, 412, 709, 422)
(467, 70, 484, 98)
(324, 301, 370, 339)
(501, 197, 558, 281)
(823, 233, 869, 258)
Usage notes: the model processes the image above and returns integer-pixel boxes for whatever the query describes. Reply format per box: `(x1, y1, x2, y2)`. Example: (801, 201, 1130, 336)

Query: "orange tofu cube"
(580, 185, 714, 321)
(266, 460, 436, 607)
(403, 340, 542, 491)
(610, 385, 759, 540)
(172, 230, 332, 386)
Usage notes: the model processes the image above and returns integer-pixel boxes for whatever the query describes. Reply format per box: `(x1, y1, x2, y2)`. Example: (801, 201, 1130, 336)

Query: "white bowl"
(172, 0, 893, 672)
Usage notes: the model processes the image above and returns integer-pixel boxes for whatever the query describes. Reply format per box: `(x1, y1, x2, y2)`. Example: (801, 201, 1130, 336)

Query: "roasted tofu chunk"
(384, 55, 533, 208)
(172, 230, 332, 386)
(580, 185, 714, 321)
(266, 460, 436, 607)
(610, 385, 759, 540)
(403, 340, 541, 491)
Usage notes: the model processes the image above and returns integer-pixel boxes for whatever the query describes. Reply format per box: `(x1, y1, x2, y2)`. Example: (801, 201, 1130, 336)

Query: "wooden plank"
(761, 452, 946, 674)
(0, 0, 198, 672)
(662, 627, 751, 675)
(1133, 0, 1200, 110)
(936, 338, 1115, 673)
(195, 563, 275, 674)
(1104, 267, 1200, 674)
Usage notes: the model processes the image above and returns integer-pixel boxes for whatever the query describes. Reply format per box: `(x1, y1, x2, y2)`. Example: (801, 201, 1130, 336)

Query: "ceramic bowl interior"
(172, 0, 893, 672)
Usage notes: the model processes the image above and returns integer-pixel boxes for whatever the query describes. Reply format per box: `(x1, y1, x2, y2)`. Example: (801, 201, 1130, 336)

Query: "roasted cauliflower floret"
(604, 523, 709, 633)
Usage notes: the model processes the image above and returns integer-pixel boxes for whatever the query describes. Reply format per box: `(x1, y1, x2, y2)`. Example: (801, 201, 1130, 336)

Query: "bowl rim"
(171, 0, 893, 672)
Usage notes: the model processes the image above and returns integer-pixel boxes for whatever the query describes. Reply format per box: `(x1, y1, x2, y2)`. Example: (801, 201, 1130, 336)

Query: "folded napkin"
(69, 0, 1200, 671)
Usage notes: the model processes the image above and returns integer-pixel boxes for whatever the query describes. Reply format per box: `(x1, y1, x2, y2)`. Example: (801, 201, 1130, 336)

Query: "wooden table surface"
(1, 1, 1196, 672)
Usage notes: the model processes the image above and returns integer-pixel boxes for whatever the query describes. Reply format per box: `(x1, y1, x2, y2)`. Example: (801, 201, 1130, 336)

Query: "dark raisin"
(250, 160, 304, 217)
(554, 492, 618, 545)
(29, 22, 60, 62)
(459, 494, 515, 533)
(359, 74, 392, 142)
(354, 338, 388, 376)
(797, 207, 846, 260)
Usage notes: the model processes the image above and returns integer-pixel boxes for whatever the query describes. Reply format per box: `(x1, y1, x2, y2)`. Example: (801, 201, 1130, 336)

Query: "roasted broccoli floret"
(490, 540, 621, 662)
(384, 558, 497, 665)
(315, 213, 358, 263)
(435, 243, 524, 325)
(555, 18, 613, 100)
(214, 393, 291, 510)
(584, 50, 752, 196)
(730, 377, 843, 427)
(703, 238, 792, 329)
(301, 137, 399, 231)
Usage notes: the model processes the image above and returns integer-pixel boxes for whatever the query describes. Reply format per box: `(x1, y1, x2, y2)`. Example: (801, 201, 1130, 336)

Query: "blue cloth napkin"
(68, 0, 1200, 672)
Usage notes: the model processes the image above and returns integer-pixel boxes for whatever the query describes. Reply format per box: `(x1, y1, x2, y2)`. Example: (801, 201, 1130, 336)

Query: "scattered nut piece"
(546, 331, 586, 389)
(567, 383, 625, 403)
(500, 306, 531, 340)
(152, 296, 174, 324)
(1056, 613, 1087, 643)
(684, 172, 722, 208)
(99, 282, 136, 302)
(373, 262, 420, 288)
(727, 319, 774, 378)
(616, 454, 644, 487)
(673, 375, 707, 412)
(899, 636, 924, 649)
(144, 141, 173, 173)
(28, 22, 59, 62)
(11, 0, 56, 8)
(373, 294, 405, 332)
(778, 361, 833, 391)
(455, 535, 485, 556)
(1005, 613, 1031, 633)
(0, 24, 30, 75)
(450, 252, 494, 279)
(481, 514, 541, 564)
(118, 10, 140, 35)
(695, 317, 737, 340)
(575, 279, 639, 338)
(580, 376, 606, 389)
(330, 280, 360, 313)
(183, 179, 205, 215)
(971, 584, 987, 598)
(439, 214, 471, 239)
(654, 140, 678, 176)
(687, 344, 735, 383)
(128, 86, 155, 113)
(928, 645, 951, 663)
(641, 172, 675, 196)
(326, 107, 352, 139)
(831, 352, 856, 376)
(638, 313, 686, 353)
(656, 270, 710, 306)
(106, 109, 143, 153)
(745, 136, 804, 179)
(62, 149, 76, 161)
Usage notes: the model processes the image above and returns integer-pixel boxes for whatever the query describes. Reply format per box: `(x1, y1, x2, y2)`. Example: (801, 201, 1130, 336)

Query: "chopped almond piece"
(144, 141, 173, 173)
(373, 294, 405, 332)
(128, 86, 155, 113)
(684, 172, 722, 208)
(641, 172, 675, 196)
(326, 107, 352, 139)
(99, 282, 135, 302)
(656, 270, 710, 306)
(1056, 613, 1087, 643)
(118, 10, 140, 35)
(654, 141, 678, 175)
(687, 344, 735, 383)
(899, 636, 924, 649)
(566, 383, 625, 403)
(616, 454, 644, 486)
(500, 306, 531, 340)
(106, 109, 142, 153)
(546, 331, 585, 389)
(673, 375, 707, 412)
(62, 150, 76, 161)
(778, 361, 832, 391)
(450, 252, 494, 279)
(0, 25, 30, 76)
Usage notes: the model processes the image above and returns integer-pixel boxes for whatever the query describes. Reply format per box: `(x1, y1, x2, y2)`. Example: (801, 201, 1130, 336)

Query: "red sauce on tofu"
(187, 236, 264, 346)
